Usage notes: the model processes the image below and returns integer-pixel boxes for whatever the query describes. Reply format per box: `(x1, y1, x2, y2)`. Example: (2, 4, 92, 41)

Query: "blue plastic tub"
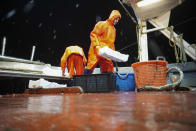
(116, 73, 135, 91)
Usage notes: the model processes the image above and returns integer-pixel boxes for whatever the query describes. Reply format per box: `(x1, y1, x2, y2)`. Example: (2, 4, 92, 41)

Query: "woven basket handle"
(138, 67, 183, 91)
(156, 56, 166, 61)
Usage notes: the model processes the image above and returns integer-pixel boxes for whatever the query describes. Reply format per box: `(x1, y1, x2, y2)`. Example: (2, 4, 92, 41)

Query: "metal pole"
(138, 19, 148, 62)
(118, 0, 137, 25)
(142, 27, 167, 34)
(1, 37, 6, 56)
(30, 45, 36, 61)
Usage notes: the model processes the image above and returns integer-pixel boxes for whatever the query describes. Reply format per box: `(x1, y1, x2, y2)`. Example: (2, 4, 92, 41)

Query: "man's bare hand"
(62, 70, 65, 76)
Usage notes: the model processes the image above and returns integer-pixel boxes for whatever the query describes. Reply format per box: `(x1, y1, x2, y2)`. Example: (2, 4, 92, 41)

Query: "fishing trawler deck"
(1, 91, 196, 130)
(1, 0, 196, 130)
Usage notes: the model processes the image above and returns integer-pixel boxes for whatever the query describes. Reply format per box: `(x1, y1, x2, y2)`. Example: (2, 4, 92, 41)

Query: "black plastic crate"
(73, 73, 116, 93)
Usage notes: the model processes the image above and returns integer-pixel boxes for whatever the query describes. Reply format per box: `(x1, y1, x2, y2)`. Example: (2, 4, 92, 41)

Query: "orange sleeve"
(90, 22, 103, 47)
(82, 51, 87, 65)
(61, 49, 67, 71)
(110, 44, 115, 51)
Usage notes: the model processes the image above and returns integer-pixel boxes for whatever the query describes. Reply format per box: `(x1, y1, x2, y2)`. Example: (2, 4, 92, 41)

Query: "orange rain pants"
(86, 10, 121, 73)
(67, 54, 85, 78)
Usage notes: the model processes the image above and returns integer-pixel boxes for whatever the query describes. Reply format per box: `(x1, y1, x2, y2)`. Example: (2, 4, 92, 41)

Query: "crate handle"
(117, 73, 129, 80)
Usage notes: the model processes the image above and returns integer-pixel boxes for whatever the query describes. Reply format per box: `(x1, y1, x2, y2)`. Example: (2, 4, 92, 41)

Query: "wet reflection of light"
(144, 102, 158, 130)
(27, 96, 63, 113)
(117, 92, 136, 106)
(135, 93, 172, 130)
(64, 96, 70, 113)
(134, 94, 155, 130)
(116, 92, 136, 124)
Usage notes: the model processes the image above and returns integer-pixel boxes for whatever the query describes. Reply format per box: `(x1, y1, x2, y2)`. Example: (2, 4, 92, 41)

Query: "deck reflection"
(0, 91, 196, 130)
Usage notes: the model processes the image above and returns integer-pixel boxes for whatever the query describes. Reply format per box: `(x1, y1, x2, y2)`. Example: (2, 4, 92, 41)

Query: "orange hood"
(107, 10, 121, 25)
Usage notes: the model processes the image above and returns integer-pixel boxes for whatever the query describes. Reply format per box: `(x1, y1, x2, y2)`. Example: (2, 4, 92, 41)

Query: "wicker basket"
(131, 61, 168, 89)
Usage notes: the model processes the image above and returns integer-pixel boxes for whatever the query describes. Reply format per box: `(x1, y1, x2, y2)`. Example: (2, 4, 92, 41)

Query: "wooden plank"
(25, 86, 83, 94)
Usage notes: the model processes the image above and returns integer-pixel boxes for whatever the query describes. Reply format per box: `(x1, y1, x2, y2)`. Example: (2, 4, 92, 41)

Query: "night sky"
(0, 0, 196, 67)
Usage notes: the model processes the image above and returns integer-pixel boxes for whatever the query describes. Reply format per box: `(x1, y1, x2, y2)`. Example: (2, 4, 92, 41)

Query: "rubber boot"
(84, 69, 93, 75)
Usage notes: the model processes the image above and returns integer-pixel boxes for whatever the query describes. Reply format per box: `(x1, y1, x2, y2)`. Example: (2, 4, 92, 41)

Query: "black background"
(0, 0, 196, 67)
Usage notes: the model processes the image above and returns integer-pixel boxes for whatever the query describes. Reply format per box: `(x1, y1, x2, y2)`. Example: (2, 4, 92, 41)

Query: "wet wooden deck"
(1, 91, 196, 130)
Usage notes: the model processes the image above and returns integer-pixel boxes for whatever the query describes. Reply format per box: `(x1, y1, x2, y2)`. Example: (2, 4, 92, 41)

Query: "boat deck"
(1, 91, 196, 130)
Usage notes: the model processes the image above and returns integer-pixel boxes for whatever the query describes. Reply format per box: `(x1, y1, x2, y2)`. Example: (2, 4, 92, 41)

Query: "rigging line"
(174, 16, 196, 27)
(117, 35, 155, 52)
(118, 0, 137, 25)
(117, 41, 137, 52)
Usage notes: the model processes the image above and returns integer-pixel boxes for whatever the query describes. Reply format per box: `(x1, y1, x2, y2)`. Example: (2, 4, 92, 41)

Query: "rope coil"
(168, 26, 187, 64)
(137, 66, 184, 91)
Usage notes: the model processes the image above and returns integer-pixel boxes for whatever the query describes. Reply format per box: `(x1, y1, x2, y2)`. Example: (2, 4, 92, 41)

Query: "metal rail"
(0, 70, 69, 80)
(0, 56, 44, 65)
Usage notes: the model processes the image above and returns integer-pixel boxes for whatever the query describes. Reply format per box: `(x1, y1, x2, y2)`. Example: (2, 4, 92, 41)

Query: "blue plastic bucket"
(116, 73, 135, 91)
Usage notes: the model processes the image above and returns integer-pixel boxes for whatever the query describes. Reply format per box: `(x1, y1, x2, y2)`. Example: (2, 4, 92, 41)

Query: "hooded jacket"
(86, 10, 121, 70)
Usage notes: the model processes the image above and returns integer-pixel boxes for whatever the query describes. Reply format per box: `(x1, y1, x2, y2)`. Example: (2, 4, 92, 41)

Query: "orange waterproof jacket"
(61, 46, 87, 71)
(86, 10, 121, 70)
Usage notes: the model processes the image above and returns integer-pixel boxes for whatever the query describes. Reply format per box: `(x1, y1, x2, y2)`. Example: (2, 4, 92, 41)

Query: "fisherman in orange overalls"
(84, 10, 121, 74)
(61, 45, 87, 78)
